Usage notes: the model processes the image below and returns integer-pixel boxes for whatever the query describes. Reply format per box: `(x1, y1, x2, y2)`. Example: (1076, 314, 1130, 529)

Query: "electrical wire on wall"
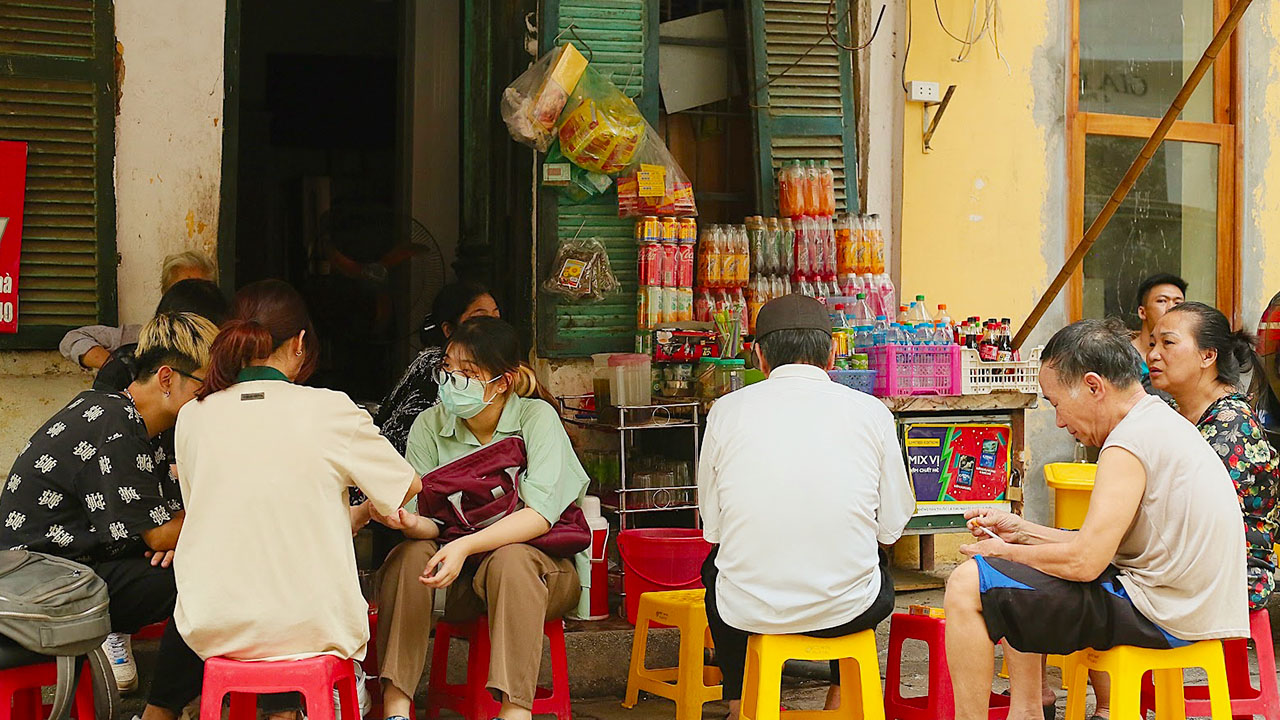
(934, 0, 1009, 71)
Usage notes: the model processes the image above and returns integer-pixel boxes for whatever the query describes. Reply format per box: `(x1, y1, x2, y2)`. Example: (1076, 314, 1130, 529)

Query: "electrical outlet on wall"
(907, 81, 941, 103)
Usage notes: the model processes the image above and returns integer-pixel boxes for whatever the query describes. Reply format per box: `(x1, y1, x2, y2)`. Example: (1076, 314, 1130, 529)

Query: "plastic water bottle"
(851, 293, 873, 326)
(878, 274, 897, 318)
(872, 315, 889, 347)
(832, 303, 849, 328)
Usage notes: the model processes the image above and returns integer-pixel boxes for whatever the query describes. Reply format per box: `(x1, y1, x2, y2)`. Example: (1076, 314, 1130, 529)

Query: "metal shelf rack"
(558, 396, 701, 530)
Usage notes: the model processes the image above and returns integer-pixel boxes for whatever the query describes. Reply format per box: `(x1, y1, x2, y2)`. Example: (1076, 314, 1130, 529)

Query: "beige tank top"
(1105, 394, 1249, 641)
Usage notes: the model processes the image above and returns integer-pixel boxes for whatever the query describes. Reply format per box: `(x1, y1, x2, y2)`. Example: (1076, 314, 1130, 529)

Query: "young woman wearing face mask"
(372, 316, 589, 720)
(1147, 301, 1280, 609)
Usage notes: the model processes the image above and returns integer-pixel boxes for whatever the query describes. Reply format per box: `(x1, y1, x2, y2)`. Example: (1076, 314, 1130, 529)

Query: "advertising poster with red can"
(0, 141, 28, 334)
(904, 423, 1011, 516)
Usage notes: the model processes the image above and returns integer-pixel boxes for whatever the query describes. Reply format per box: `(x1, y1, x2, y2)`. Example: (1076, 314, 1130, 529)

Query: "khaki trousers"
(376, 540, 580, 709)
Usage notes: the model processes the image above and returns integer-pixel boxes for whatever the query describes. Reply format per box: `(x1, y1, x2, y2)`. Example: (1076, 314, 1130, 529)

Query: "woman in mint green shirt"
(371, 317, 589, 720)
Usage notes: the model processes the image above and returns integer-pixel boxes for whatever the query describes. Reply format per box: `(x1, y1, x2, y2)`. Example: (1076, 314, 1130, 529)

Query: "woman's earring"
(163, 391, 170, 398)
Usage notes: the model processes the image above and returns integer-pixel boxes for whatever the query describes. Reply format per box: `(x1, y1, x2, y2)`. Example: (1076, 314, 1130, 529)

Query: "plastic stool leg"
(853, 647, 887, 720)
(742, 641, 782, 720)
(545, 621, 572, 720)
(1204, 649, 1234, 720)
(1109, 668, 1144, 720)
(675, 619, 707, 720)
(425, 622, 454, 720)
(1152, 668, 1186, 720)
(72, 668, 94, 720)
(837, 657, 863, 717)
(1063, 657, 1089, 720)
(1252, 610, 1280, 720)
(228, 692, 256, 720)
(336, 669, 361, 720)
(623, 612, 651, 709)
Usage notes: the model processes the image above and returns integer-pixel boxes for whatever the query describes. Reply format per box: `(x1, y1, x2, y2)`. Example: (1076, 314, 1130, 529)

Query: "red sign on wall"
(0, 141, 28, 334)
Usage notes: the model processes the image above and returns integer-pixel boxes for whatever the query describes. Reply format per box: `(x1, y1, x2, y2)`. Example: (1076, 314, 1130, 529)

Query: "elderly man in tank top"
(944, 318, 1248, 720)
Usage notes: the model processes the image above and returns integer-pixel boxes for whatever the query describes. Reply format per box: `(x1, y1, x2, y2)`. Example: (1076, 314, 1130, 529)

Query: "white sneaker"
(102, 633, 138, 692)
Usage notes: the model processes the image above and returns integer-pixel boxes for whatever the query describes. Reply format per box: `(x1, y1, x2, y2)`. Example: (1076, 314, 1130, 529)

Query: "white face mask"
(435, 369, 500, 419)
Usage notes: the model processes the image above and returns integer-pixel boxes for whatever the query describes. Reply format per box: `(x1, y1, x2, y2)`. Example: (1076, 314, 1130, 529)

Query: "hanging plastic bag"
(543, 235, 620, 301)
(616, 125, 697, 217)
(542, 141, 613, 204)
(502, 44, 590, 152)
(557, 67, 646, 174)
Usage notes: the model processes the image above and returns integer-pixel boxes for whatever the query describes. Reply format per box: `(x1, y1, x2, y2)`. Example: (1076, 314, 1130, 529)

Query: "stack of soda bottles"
(693, 224, 749, 330)
(636, 216, 696, 330)
(957, 317, 1018, 362)
(777, 159, 839, 298)
(743, 216, 794, 333)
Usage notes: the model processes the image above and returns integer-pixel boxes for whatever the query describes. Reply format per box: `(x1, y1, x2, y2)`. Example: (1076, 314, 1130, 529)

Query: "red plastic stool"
(1140, 607, 1280, 719)
(365, 605, 417, 718)
(884, 612, 1012, 720)
(200, 655, 359, 720)
(425, 617, 571, 720)
(0, 660, 94, 720)
(133, 621, 168, 641)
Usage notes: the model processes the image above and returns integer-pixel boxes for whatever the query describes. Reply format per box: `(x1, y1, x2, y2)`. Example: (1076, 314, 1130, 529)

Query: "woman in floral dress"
(1148, 301, 1280, 608)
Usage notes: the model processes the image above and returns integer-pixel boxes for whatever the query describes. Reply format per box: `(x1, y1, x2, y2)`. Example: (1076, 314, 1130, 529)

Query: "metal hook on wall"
(552, 22, 595, 62)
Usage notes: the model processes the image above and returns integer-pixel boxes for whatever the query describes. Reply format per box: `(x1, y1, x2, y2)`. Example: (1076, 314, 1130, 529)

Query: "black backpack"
(0, 550, 117, 720)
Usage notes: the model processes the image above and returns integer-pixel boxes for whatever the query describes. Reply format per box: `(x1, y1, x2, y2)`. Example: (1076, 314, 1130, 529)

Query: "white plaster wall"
(1, 2, 227, 465)
(113, 0, 226, 324)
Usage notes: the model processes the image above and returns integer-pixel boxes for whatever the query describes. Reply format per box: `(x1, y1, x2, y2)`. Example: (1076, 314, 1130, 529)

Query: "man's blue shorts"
(975, 556, 1188, 654)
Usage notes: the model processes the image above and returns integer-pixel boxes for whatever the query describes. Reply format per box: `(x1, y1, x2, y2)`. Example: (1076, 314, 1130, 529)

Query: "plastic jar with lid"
(696, 359, 718, 399)
(725, 359, 746, 393)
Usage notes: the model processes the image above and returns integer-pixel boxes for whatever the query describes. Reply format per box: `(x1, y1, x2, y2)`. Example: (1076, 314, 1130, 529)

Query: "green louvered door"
(535, 0, 657, 358)
(0, 0, 117, 348)
(747, 0, 859, 216)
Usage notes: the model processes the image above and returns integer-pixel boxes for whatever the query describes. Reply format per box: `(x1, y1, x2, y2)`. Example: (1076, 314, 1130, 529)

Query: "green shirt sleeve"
(516, 398, 589, 524)
(405, 411, 441, 477)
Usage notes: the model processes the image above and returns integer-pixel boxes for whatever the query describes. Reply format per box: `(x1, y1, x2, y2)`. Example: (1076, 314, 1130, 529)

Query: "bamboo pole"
(1013, 0, 1254, 350)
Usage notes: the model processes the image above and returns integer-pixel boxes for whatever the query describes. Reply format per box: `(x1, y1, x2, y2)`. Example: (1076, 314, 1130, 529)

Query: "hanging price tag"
(635, 163, 666, 198)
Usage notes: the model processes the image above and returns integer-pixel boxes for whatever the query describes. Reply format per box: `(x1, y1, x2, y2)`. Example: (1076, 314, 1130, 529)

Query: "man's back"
(698, 364, 915, 634)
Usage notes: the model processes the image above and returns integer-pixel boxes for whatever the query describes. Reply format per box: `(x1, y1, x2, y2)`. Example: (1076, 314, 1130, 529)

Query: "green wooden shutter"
(535, 0, 657, 358)
(0, 0, 117, 349)
(747, 0, 859, 216)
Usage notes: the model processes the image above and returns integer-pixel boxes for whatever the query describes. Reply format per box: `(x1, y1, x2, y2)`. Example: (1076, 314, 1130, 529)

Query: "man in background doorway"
(1130, 273, 1186, 395)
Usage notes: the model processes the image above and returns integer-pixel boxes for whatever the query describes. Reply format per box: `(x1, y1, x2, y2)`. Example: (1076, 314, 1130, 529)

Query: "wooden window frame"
(1067, 0, 1240, 326)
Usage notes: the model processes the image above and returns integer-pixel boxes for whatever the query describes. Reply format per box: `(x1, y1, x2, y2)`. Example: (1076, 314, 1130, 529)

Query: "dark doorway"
(226, 0, 411, 402)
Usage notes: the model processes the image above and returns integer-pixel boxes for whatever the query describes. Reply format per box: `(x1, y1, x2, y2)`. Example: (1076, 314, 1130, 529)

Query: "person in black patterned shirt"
(0, 312, 217, 720)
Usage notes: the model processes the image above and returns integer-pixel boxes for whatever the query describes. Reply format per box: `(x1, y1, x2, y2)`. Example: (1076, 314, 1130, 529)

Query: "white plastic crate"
(960, 346, 1043, 395)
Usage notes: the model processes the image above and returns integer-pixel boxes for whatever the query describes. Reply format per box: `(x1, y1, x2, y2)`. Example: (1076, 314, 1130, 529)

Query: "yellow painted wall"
(897, 1, 1056, 326)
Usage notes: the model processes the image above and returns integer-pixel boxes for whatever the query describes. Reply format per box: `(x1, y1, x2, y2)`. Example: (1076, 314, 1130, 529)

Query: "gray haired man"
(943, 318, 1247, 720)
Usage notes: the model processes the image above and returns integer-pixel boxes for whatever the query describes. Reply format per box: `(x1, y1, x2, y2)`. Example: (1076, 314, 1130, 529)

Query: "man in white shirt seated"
(944, 318, 1248, 720)
(698, 294, 917, 718)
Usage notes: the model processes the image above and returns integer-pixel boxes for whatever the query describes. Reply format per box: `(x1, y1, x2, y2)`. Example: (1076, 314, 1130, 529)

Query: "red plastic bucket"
(617, 528, 712, 624)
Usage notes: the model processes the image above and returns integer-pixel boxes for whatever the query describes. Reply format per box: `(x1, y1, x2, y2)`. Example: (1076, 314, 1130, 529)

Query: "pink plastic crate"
(869, 344, 961, 396)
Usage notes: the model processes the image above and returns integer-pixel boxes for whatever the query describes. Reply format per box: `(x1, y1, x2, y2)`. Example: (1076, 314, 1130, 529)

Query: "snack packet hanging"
(542, 235, 621, 301)
(557, 67, 646, 174)
(502, 44, 589, 152)
(543, 141, 613, 203)
(616, 125, 697, 217)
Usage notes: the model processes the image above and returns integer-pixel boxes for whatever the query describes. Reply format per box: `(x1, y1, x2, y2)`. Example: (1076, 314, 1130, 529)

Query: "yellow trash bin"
(1044, 462, 1096, 530)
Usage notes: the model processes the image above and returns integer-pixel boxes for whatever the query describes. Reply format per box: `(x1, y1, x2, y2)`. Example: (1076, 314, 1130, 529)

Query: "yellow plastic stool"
(1063, 641, 1232, 720)
(740, 629, 884, 720)
(623, 590, 722, 720)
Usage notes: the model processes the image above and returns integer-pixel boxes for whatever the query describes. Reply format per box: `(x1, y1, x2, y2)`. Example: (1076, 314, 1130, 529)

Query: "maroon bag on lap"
(417, 436, 591, 557)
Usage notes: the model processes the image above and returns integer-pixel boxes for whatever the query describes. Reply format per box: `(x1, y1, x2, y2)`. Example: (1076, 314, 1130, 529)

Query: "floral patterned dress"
(1197, 393, 1280, 609)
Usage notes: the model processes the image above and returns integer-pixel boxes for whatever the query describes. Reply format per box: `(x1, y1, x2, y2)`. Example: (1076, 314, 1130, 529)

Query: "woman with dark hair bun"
(171, 280, 422, 717)
(374, 281, 499, 455)
(1148, 301, 1280, 608)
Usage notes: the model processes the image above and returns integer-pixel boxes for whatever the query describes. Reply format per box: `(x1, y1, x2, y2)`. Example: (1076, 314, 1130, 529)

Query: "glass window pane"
(1079, 0, 1215, 122)
(1082, 136, 1218, 325)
